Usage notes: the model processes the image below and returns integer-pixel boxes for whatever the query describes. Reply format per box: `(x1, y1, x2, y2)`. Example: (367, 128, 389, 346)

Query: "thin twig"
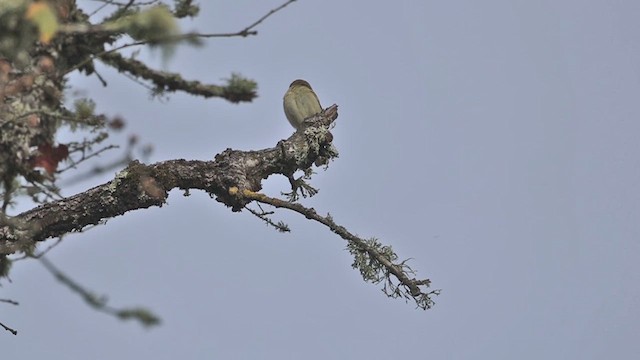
(0, 320, 17, 335)
(203, 0, 297, 38)
(244, 205, 290, 232)
(39, 256, 161, 328)
(64, 0, 298, 75)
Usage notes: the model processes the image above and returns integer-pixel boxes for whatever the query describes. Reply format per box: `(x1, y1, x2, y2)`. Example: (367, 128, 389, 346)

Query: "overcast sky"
(3, 1, 640, 359)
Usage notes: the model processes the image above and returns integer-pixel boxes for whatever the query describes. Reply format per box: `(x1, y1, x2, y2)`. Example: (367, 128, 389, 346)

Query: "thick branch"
(0, 106, 338, 255)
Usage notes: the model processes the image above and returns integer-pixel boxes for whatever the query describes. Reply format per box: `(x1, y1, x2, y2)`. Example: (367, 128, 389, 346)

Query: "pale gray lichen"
(107, 169, 129, 193)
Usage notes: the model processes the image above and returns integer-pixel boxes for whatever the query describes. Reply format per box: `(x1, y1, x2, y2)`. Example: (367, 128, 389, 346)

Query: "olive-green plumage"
(283, 79, 323, 130)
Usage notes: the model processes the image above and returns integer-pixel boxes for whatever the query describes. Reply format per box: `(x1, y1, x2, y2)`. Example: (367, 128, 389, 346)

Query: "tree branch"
(0, 106, 338, 255)
(99, 52, 257, 102)
(39, 256, 161, 328)
(232, 188, 440, 310)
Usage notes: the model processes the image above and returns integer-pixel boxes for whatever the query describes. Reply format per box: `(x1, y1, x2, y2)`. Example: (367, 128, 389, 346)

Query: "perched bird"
(283, 79, 323, 130)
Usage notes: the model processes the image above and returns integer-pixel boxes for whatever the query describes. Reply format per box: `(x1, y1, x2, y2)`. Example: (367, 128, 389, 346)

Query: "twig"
(39, 256, 161, 328)
(232, 188, 439, 309)
(65, 0, 298, 76)
(244, 205, 290, 232)
(0, 320, 17, 335)
(202, 0, 298, 38)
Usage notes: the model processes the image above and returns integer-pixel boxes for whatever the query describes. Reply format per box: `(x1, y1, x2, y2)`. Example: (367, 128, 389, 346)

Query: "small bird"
(283, 79, 323, 130)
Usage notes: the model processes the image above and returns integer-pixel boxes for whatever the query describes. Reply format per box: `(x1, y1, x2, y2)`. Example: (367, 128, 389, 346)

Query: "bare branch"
(39, 256, 161, 328)
(0, 320, 17, 336)
(196, 0, 298, 38)
(245, 204, 290, 232)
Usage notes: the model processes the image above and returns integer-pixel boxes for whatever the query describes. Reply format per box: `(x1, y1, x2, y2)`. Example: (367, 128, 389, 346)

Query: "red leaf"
(31, 143, 69, 174)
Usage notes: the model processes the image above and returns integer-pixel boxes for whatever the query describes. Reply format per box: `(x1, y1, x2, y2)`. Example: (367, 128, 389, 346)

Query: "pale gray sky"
(3, 1, 640, 359)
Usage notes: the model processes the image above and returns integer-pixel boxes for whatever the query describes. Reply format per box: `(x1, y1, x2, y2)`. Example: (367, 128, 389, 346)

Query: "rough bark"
(0, 106, 338, 255)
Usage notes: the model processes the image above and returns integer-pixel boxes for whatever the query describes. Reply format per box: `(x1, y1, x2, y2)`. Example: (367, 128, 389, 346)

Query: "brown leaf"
(31, 143, 69, 174)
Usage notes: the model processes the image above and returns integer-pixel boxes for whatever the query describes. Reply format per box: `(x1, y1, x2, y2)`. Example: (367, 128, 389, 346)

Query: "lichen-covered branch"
(99, 52, 257, 102)
(232, 188, 440, 310)
(0, 106, 338, 255)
